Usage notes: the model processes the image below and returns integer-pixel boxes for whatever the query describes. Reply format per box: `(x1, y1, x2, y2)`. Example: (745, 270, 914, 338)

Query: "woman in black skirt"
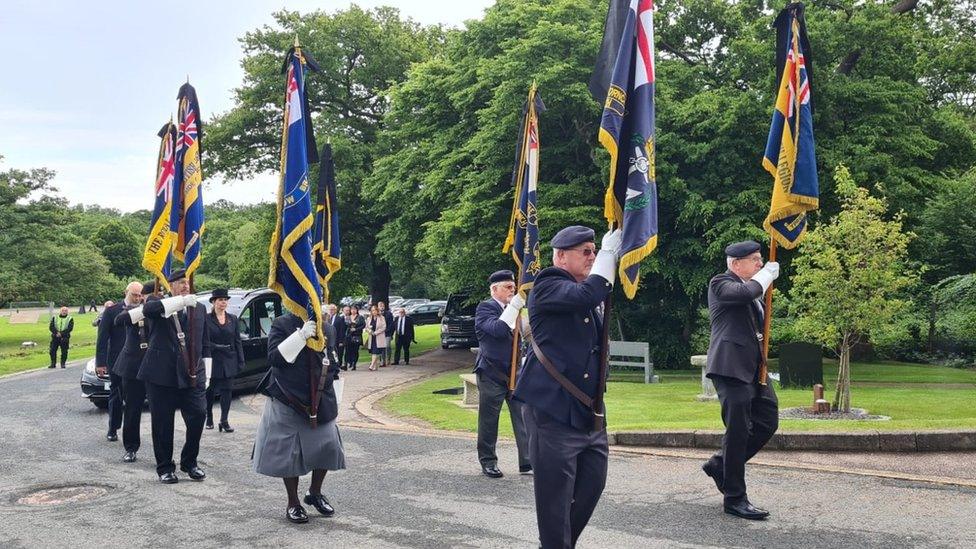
(253, 314, 345, 523)
(343, 306, 365, 370)
(205, 289, 244, 432)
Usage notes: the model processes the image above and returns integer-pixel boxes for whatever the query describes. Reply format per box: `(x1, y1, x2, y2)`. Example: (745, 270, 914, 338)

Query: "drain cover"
(16, 485, 110, 506)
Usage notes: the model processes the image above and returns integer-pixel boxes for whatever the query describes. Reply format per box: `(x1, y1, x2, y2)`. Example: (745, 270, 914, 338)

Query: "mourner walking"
(473, 270, 531, 478)
(205, 289, 245, 433)
(701, 241, 780, 520)
(513, 225, 621, 549)
(391, 307, 415, 365)
(328, 304, 347, 370)
(48, 306, 74, 368)
(252, 315, 345, 524)
(112, 281, 156, 463)
(128, 269, 211, 484)
(95, 282, 143, 442)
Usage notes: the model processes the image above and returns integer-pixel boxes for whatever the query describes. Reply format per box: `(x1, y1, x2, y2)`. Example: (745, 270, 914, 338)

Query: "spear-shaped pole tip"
(294, 35, 300, 48)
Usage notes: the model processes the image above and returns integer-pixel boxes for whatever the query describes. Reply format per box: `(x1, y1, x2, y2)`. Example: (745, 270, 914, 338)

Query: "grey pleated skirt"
(252, 397, 346, 478)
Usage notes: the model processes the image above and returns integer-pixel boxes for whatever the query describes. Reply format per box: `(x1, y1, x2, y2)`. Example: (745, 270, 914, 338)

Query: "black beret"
(141, 281, 157, 295)
(725, 241, 761, 258)
(550, 225, 595, 249)
(209, 288, 230, 302)
(488, 270, 515, 284)
(167, 269, 187, 283)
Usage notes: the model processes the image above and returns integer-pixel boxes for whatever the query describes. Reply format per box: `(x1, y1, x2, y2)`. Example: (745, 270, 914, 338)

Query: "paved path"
(1, 353, 975, 548)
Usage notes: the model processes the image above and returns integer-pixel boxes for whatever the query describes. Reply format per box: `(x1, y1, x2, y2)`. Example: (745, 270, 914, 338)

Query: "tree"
(92, 221, 143, 279)
(790, 166, 918, 412)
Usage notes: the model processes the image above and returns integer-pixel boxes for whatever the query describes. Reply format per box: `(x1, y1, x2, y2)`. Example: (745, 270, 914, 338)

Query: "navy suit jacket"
(329, 314, 347, 346)
(111, 308, 149, 380)
(266, 314, 340, 424)
(137, 297, 211, 389)
(474, 298, 513, 384)
(95, 302, 127, 370)
(513, 267, 611, 431)
(706, 271, 765, 384)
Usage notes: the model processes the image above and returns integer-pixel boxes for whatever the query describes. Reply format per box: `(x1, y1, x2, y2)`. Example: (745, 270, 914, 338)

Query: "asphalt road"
(1, 365, 974, 548)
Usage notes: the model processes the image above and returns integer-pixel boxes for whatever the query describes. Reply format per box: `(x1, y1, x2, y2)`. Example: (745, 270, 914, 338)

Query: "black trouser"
(344, 342, 361, 368)
(122, 377, 146, 453)
(707, 375, 779, 504)
(394, 339, 411, 364)
(384, 339, 393, 365)
(106, 372, 124, 434)
(206, 377, 233, 424)
(145, 381, 206, 476)
(476, 372, 530, 469)
(522, 405, 608, 549)
(49, 337, 69, 366)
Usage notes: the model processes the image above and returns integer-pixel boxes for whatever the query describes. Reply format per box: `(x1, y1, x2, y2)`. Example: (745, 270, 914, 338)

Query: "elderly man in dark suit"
(473, 270, 531, 478)
(391, 308, 416, 365)
(327, 304, 347, 370)
(95, 281, 143, 442)
(513, 225, 621, 549)
(701, 240, 780, 520)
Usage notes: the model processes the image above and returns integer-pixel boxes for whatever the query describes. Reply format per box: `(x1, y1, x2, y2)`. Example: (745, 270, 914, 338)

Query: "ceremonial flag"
(594, 0, 658, 299)
(174, 83, 205, 276)
(762, 4, 819, 248)
(502, 84, 545, 296)
(268, 44, 326, 351)
(142, 121, 177, 292)
(312, 143, 342, 303)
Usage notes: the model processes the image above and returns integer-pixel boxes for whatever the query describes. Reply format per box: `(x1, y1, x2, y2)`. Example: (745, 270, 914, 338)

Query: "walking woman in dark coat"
(343, 306, 365, 371)
(253, 314, 345, 523)
(205, 289, 245, 432)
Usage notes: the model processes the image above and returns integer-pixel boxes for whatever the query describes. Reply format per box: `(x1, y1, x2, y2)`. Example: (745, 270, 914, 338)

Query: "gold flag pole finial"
(294, 35, 300, 48)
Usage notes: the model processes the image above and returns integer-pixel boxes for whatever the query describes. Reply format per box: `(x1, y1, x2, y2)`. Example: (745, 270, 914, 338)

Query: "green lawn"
(0, 313, 99, 376)
(380, 361, 976, 435)
(350, 323, 441, 365)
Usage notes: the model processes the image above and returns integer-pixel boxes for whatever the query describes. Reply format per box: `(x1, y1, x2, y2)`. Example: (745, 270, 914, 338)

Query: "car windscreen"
(445, 295, 476, 316)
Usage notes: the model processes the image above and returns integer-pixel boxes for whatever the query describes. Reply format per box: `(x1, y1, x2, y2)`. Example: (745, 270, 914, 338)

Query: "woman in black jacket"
(205, 289, 245, 432)
(343, 306, 366, 371)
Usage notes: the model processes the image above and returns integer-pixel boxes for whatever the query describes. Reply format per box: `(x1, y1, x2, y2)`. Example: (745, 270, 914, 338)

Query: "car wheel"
(441, 344, 449, 350)
(92, 399, 109, 410)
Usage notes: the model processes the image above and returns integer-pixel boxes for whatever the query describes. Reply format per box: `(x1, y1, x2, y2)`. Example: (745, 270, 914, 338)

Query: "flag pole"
(507, 282, 523, 392)
(594, 246, 613, 432)
(760, 238, 777, 385)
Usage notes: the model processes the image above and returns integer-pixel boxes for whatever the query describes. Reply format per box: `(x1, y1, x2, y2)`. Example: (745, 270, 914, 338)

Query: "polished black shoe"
(122, 451, 137, 463)
(218, 422, 234, 433)
(519, 465, 533, 475)
(180, 465, 206, 481)
(48, 364, 56, 369)
(286, 505, 309, 524)
(702, 461, 724, 494)
(482, 465, 504, 478)
(205, 419, 214, 430)
(303, 492, 335, 517)
(158, 472, 178, 484)
(106, 432, 118, 442)
(724, 500, 770, 520)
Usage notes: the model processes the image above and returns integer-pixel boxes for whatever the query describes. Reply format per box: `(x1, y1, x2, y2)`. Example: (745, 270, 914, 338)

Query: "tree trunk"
(369, 257, 391, 307)
(928, 296, 938, 352)
(833, 337, 853, 413)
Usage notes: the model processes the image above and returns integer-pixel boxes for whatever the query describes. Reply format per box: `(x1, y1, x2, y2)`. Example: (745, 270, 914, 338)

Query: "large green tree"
(92, 221, 143, 279)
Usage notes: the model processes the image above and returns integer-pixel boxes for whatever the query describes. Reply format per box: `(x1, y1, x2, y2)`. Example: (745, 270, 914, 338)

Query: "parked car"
(440, 292, 478, 349)
(80, 288, 285, 409)
(407, 300, 446, 326)
(397, 298, 429, 309)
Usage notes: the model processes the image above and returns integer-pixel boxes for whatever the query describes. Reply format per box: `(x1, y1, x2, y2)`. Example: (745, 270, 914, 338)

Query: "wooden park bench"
(609, 340, 657, 384)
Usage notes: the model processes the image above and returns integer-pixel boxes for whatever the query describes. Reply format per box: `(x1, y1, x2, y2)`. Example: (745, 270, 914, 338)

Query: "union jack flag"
(142, 121, 178, 289)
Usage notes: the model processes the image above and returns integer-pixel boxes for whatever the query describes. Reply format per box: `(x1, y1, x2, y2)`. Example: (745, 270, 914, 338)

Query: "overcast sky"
(0, 1, 495, 212)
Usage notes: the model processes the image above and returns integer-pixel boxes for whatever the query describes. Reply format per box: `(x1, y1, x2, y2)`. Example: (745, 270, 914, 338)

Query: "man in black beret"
(473, 269, 531, 478)
(701, 241, 780, 520)
(513, 224, 622, 548)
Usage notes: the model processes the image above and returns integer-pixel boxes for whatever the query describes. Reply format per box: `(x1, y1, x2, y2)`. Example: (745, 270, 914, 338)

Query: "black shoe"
(481, 465, 504, 478)
(180, 465, 206, 481)
(158, 472, 178, 484)
(122, 451, 137, 463)
(519, 464, 533, 475)
(286, 505, 309, 524)
(303, 492, 335, 517)
(205, 418, 214, 430)
(218, 422, 234, 433)
(340, 365, 348, 371)
(702, 461, 724, 494)
(60, 364, 66, 369)
(48, 364, 55, 369)
(724, 500, 769, 520)
(106, 432, 118, 442)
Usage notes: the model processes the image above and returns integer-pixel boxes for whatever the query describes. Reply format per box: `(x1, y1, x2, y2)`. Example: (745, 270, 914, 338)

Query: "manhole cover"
(16, 484, 110, 506)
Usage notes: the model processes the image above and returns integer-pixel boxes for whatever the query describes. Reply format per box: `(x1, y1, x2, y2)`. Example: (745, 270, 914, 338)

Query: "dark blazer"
(513, 267, 612, 431)
(382, 310, 395, 338)
(137, 298, 211, 389)
(474, 298, 512, 384)
(95, 302, 127, 369)
(266, 314, 340, 424)
(111, 307, 150, 379)
(329, 314, 347, 347)
(206, 312, 244, 379)
(392, 315, 416, 345)
(49, 315, 74, 339)
(345, 315, 365, 345)
(706, 271, 765, 384)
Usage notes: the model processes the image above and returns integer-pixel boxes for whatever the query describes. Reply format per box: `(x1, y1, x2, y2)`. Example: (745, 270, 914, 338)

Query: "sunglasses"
(569, 247, 598, 257)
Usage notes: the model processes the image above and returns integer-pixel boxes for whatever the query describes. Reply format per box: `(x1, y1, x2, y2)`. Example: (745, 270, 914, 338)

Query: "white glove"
(590, 250, 619, 286)
(277, 329, 307, 364)
(601, 229, 623, 256)
(509, 293, 525, 310)
(299, 320, 317, 339)
(182, 294, 199, 308)
(161, 296, 189, 317)
(751, 261, 780, 293)
(204, 358, 212, 389)
(499, 302, 520, 330)
(126, 306, 145, 324)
